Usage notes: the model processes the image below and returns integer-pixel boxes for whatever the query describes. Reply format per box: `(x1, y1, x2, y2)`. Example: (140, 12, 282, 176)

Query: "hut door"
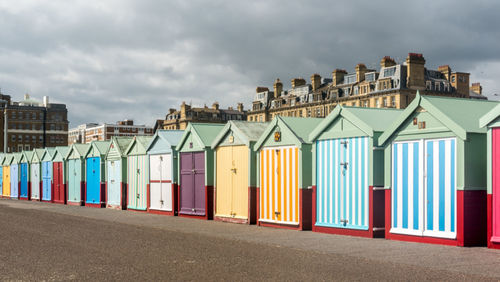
(260, 147, 299, 225)
(493, 129, 500, 241)
(0, 165, 2, 195)
(215, 147, 233, 217)
(423, 138, 456, 239)
(53, 162, 64, 202)
(127, 156, 138, 209)
(42, 162, 52, 201)
(86, 157, 101, 204)
(316, 137, 369, 230)
(127, 155, 148, 210)
(11, 165, 18, 198)
(180, 152, 205, 215)
(68, 160, 77, 202)
(107, 160, 122, 207)
(150, 154, 173, 211)
(20, 163, 28, 198)
(3, 166, 10, 196)
(31, 163, 40, 200)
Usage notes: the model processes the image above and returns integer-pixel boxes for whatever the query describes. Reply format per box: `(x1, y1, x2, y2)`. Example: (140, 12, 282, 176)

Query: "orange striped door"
(260, 147, 299, 225)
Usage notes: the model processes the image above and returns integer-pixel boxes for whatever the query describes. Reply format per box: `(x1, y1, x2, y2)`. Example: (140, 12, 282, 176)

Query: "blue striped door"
(316, 137, 369, 230)
(20, 163, 28, 198)
(424, 138, 456, 238)
(391, 138, 456, 239)
(42, 161, 52, 201)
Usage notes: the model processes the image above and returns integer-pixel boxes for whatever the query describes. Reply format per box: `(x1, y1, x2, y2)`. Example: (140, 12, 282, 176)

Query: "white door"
(31, 163, 40, 199)
(149, 154, 172, 211)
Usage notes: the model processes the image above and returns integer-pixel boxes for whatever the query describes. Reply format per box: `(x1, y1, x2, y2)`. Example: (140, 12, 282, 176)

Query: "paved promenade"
(0, 199, 499, 281)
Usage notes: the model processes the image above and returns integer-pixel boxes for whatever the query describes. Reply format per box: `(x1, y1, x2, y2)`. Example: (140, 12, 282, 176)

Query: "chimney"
(450, 72, 470, 97)
(332, 69, 347, 86)
(168, 108, 176, 114)
(212, 102, 219, 110)
(406, 53, 426, 90)
(471, 82, 482, 95)
(237, 103, 244, 112)
(438, 65, 452, 81)
(43, 96, 49, 107)
(256, 87, 269, 93)
(311, 74, 321, 91)
(355, 63, 367, 82)
(380, 56, 396, 68)
(273, 78, 283, 98)
(291, 78, 306, 89)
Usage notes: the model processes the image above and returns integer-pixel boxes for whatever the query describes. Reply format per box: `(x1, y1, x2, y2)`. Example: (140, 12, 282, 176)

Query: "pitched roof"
(253, 116, 323, 150)
(379, 92, 499, 145)
(113, 137, 134, 155)
(480, 103, 500, 128)
(309, 106, 402, 141)
(54, 146, 69, 159)
(176, 123, 225, 150)
(124, 136, 153, 155)
(211, 121, 269, 149)
(85, 141, 111, 157)
(146, 130, 184, 152)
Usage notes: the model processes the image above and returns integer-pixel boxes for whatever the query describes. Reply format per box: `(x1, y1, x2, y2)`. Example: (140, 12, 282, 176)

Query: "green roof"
(11, 152, 22, 164)
(254, 116, 323, 150)
(379, 92, 499, 145)
(146, 130, 184, 153)
(41, 147, 56, 162)
(309, 106, 403, 141)
(176, 123, 225, 151)
(211, 121, 269, 149)
(479, 103, 500, 128)
(2, 154, 12, 166)
(53, 146, 69, 160)
(85, 141, 111, 158)
(124, 136, 153, 155)
(113, 137, 134, 156)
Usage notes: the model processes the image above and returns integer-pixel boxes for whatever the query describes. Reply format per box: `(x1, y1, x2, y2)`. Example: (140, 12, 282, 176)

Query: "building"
(247, 53, 486, 122)
(160, 102, 246, 130)
(68, 120, 153, 145)
(0, 93, 68, 153)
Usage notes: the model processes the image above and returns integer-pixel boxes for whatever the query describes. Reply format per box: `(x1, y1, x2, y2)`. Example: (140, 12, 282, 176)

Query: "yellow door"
(216, 145, 249, 219)
(259, 147, 299, 224)
(3, 166, 10, 197)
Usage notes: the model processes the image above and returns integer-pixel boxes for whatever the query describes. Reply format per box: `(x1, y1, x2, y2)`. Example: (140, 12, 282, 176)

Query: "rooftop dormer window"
(383, 67, 396, 77)
(344, 74, 356, 84)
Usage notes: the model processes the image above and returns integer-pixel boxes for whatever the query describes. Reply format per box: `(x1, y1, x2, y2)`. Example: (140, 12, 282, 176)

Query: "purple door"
(180, 152, 206, 215)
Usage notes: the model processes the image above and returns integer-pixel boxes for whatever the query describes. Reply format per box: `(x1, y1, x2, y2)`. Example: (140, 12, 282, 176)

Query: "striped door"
(391, 138, 456, 239)
(20, 163, 28, 198)
(11, 164, 19, 198)
(127, 155, 148, 210)
(67, 159, 81, 203)
(31, 163, 40, 200)
(42, 162, 52, 201)
(259, 146, 299, 225)
(316, 137, 369, 230)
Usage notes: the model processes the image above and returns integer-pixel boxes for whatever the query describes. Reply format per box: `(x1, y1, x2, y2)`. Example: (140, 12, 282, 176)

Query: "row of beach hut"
(3, 92, 500, 249)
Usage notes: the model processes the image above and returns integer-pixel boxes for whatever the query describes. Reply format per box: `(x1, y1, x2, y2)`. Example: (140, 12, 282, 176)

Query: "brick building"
(160, 102, 246, 130)
(247, 53, 486, 122)
(0, 93, 68, 152)
(68, 120, 153, 145)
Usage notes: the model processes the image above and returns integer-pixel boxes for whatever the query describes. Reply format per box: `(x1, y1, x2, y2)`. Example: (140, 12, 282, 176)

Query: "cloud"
(0, 0, 499, 127)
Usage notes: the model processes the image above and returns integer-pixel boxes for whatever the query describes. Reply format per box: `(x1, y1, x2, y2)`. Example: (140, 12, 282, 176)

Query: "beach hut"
(9, 153, 22, 199)
(378, 93, 497, 246)
(0, 154, 3, 196)
(2, 154, 11, 197)
(19, 151, 33, 200)
(29, 148, 44, 201)
(124, 136, 152, 211)
(105, 137, 133, 210)
(65, 144, 90, 206)
(146, 130, 183, 215)
(253, 117, 322, 230)
(175, 123, 224, 220)
(41, 147, 56, 202)
(211, 121, 268, 224)
(84, 141, 110, 208)
(52, 146, 69, 204)
(308, 106, 402, 237)
(479, 104, 500, 249)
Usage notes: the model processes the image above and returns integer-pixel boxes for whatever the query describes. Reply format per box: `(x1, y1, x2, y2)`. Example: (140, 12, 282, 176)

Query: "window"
(39, 136, 43, 142)
(354, 86, 359, 95)
(24, 145, 30, 150)
(376, 99, 381, 108)
(435, 82, 441, 91)
(18, 144, 23, 152)
(383, 67, 396, 77)
(344, 74, 356, 84)
(383, 98, 388, 107)
(365, 72, 376, 82)
(391, 96, 396, 107)
(426, 81, 432, 90)
(32, 136, 36, 142)
(364, 101, 369, 107)
(11, 134, 15, 141)
(451, 76, 456, 83)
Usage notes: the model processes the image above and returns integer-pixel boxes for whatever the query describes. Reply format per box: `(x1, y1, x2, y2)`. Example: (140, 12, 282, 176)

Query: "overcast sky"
(0, 0, 499, 127)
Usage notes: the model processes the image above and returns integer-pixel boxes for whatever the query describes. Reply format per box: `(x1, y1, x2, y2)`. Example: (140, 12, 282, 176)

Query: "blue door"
(316, 137, 369, 230)
(10, 164, 19, 198)
(42, 161, 52, 201)
(86, 157, 101, 204)
(20, 163, 28, 198)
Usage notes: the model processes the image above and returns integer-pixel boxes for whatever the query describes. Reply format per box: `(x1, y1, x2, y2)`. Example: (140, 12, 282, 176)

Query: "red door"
(493, 129, 500, 241)
(53, 162, 65, 204)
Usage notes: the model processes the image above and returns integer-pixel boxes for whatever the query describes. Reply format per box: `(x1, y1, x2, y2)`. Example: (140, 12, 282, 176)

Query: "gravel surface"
(0, 199, 498, 281)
